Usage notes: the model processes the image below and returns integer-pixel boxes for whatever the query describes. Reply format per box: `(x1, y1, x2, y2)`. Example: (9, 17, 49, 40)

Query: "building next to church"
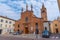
(57, 0, 60, 11)
(14, 4, 48, 34)
(0, 16, 15, 35)
(43, 21, 51, 32)
(50, 17, 60, 34)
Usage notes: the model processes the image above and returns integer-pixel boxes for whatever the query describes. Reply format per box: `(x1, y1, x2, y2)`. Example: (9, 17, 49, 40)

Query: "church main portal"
(23, 23, 29, 34)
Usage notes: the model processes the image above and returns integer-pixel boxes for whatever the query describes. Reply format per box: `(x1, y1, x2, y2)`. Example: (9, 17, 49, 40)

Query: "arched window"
(1, 19, 3, 22)
(6, 20, 8, 23)
(55, 24, 57, 27)
(25, 17, 28, 22)
(18, 24, 20, 28)
(36, 23, 38, 29)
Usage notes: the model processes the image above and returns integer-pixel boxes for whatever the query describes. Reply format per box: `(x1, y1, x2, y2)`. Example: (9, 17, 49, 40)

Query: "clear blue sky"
(0, 0, 59, 21)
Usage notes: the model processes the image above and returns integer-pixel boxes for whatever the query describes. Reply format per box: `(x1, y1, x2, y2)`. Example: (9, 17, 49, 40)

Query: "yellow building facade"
(50, 20, 60, 34)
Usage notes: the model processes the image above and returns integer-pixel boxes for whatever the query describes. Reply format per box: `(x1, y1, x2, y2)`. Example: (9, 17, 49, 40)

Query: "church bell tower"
(41, 3, 47, 21)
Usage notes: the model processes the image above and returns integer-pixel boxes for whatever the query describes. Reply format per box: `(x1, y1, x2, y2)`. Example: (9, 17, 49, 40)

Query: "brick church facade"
(14, 4, 47, 34)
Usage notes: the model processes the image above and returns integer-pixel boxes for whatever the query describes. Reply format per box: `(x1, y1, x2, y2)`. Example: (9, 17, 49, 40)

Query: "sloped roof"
(0, 16, 16, 21)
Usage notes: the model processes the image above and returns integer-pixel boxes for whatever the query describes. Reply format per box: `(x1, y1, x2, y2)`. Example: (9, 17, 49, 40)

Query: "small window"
(36, 23, 38, 27)
(18, 24, 20, 28)
(9, 21, 11, 24)
(1, 19, 3, 22)
(6, 21, 8, 23)
(36, 23, 38, 29)
(55, 24, 57, 26)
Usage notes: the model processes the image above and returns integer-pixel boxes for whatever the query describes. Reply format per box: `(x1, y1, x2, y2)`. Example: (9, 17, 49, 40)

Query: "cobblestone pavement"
(0, 35, 32, 40)
(0, 34, 60, 40)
